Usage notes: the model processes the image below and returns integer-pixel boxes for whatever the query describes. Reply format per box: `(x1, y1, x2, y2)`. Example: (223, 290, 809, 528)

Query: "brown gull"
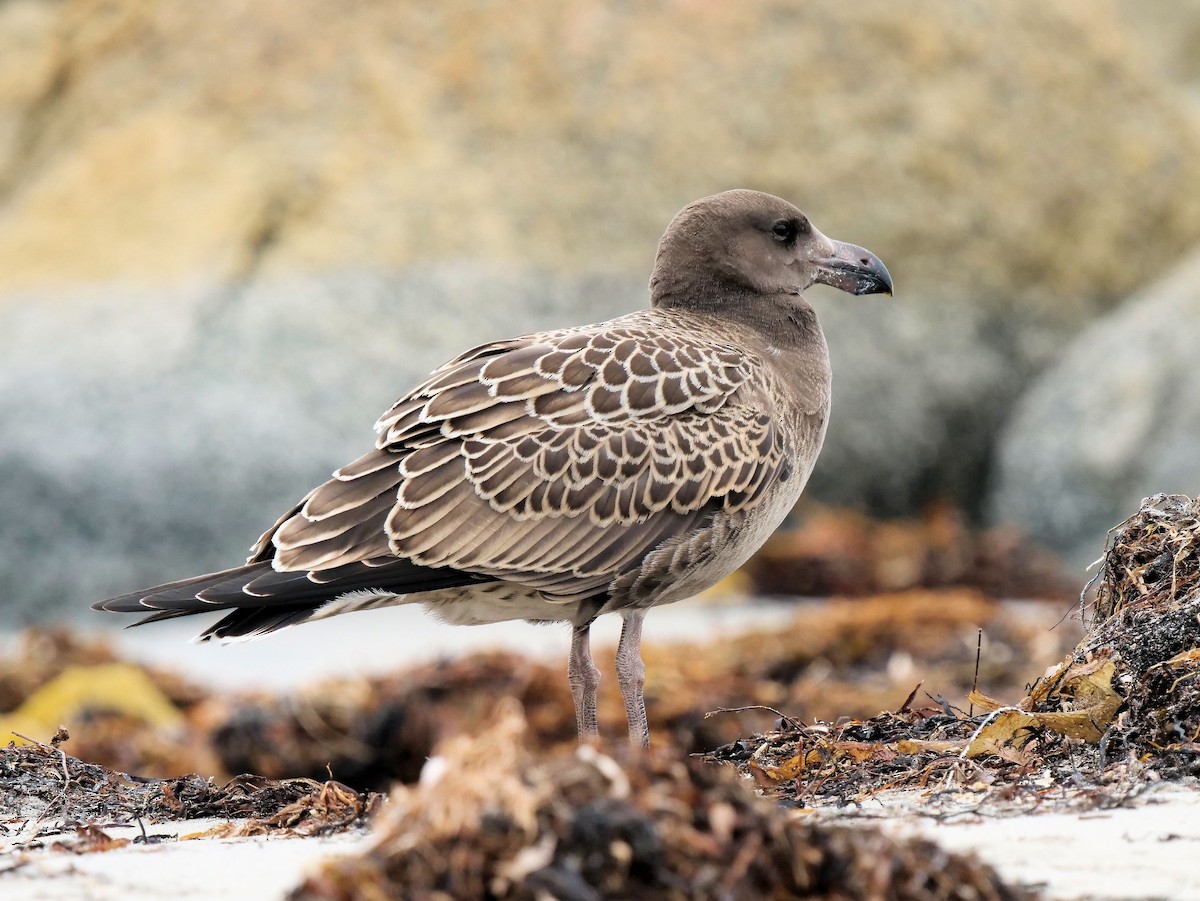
(94, 190, 892, 745)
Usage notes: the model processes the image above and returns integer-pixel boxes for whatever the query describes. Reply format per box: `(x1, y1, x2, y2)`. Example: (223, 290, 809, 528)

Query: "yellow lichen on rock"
(0, 0, 1197, 317)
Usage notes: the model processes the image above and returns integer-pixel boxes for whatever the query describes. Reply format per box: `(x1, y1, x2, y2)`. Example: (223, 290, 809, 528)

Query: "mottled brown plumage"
(94, 190, 892, 744)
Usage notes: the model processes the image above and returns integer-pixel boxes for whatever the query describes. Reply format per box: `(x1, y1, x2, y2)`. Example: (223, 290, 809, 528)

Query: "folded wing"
(95, 312, 788, 630)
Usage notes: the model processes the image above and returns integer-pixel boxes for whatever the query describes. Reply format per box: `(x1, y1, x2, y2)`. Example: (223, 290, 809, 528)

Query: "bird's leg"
(616, 609, 649, 747)
(568, 622, 600, 741)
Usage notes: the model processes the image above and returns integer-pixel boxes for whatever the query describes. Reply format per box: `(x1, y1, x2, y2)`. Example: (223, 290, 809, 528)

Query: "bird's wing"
(261, 314, 789, 602)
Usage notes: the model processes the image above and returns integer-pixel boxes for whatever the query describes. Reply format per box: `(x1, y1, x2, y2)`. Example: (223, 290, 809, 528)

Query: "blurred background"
(2, 0, 1200, 625)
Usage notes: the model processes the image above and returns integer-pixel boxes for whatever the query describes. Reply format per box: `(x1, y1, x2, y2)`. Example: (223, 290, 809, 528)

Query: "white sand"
(1, 819, 373, 900)
(877, 784, 1200, 901)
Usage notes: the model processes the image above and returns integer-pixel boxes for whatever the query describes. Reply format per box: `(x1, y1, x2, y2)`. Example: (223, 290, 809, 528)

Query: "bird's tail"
(93, 557, 487, 642)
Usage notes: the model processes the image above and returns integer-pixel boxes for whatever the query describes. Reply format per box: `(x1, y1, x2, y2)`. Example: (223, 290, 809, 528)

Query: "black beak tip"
(869, 262, 894, 297)
(855, 251, 893, 297)
(814, 243, 894, 297)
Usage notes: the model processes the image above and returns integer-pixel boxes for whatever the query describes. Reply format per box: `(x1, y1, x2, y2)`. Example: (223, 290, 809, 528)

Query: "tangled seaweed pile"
(718, 494, 1200, 805)
(980, 493, 1200, 780)
(292, 704, 1027, 901)
(1080, 494, 1200, 775)
(0, 729, 378, 847)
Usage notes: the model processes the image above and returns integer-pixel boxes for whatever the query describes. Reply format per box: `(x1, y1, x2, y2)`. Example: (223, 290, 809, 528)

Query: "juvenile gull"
(94, 190, 892, 746)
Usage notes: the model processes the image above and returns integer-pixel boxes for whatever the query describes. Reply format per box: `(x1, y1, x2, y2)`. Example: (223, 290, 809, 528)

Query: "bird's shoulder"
(373, 308, 773, 449)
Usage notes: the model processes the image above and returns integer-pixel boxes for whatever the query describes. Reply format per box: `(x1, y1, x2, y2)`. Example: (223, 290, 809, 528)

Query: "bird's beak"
(812, 241, 893, 296)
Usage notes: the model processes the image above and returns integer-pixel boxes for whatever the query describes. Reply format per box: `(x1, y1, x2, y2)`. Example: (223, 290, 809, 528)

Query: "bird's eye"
(771, 220, 796, 242)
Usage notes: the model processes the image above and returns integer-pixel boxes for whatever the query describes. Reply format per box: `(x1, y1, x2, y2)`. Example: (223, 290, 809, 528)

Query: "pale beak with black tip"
(812, 241, 893, 297)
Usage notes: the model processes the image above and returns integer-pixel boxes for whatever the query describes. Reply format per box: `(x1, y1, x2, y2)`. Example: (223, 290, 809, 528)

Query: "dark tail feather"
(195, 604, 321, 641)
(130, 608, 209, 627)
(94, 563, 270, 613)
(93, 557, 489, 639)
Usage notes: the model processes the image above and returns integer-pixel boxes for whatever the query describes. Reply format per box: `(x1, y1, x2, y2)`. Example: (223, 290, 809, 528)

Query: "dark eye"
(771, 219, 798, 242)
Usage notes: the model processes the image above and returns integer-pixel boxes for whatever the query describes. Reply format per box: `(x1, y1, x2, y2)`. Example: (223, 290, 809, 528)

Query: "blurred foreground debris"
(745, 504, 1073, 599)
(291, 704, 1027, 901)
(716, 494, 1200, 806)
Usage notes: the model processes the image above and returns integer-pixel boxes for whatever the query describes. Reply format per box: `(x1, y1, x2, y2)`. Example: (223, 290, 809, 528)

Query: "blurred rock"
(0, 269, 1052, 620)
(988, 252, 1200, 567)
(810, 292, 1058, 515)
(0, 267, 636, 620)
(5, 0, 1200, 618)
(0, 0, 1198, 320)
(1115, 0, 1200, 106)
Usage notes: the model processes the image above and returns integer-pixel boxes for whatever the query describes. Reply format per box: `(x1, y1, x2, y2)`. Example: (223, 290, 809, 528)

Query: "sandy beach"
(3, 600, 1197, 900)
(5, 779, 1198, 900)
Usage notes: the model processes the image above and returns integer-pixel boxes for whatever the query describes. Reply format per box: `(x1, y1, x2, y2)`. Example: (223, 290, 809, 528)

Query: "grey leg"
(616, 609, 649, 747)
(568, 622, 600, 741)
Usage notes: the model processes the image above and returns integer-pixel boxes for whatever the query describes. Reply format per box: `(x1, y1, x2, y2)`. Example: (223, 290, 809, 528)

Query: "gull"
(94, 190, 892, 746)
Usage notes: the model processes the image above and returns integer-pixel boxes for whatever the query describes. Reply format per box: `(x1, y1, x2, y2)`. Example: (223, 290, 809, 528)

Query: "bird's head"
(650, 189, 892, 307)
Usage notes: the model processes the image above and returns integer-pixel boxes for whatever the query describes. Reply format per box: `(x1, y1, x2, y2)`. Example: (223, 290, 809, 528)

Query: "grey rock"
(988, 252, 1200, 568)
(0, 269, 1055, 624)
(0, 267, 639, 623)
(811, 289, 1058, 515)
(1114, 0, 1200, 107)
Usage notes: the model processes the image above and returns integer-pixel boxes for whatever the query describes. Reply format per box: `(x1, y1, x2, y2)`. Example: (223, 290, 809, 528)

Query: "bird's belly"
(419, 583, 575, 625)
(618, 458, 811, 610)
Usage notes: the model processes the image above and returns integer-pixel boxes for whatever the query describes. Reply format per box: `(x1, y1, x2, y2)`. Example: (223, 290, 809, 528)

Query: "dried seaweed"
(708, 703, 983, 805)
(9, 497, 1198, 900)
(188, 779, 382, 838)
(47, 824, 132, 854)
(1090, 494, 1200, 625)
(716, 494, 1200, 807)
(0, 735, 378, 844)
(205, 592, 1075, 793)
(291, 705, 1030, 901)
(0, 588, 1077, 805)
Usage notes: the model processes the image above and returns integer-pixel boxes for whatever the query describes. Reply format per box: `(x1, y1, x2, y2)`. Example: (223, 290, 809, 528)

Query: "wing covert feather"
(263, 311, 791, 600)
